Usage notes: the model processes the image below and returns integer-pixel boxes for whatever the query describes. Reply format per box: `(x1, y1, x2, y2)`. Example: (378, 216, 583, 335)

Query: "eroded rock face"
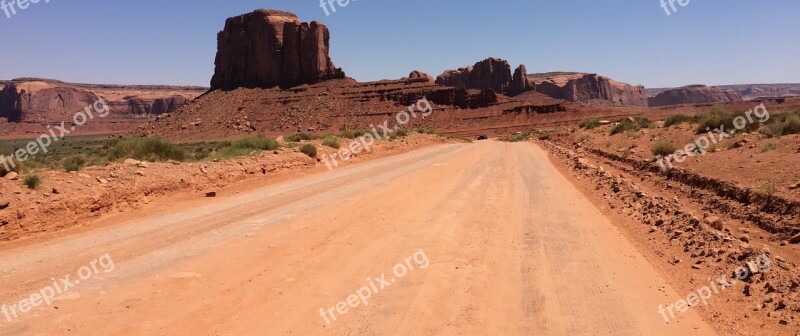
(509, 65, 531, 95)
(532, 73, 648, 107)
(0, 79, 204, 123)
(405, 71, 434, 85)
(210, 9, 345, 90)
(649, 85, 743, 107)
(435, 58, 512, 92)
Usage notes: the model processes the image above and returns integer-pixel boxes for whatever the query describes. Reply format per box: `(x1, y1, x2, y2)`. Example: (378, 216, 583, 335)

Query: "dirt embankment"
(0, 134, 447, 243)
(537, 136, 800, 335)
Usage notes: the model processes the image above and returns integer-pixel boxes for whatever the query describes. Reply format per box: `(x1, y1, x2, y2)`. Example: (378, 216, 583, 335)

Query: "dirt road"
(0, 141, 716, 335)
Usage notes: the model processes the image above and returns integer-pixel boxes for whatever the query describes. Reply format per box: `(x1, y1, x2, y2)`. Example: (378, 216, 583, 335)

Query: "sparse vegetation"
(321, 135, 340, 149)
(695, 105, 761, 135)
(505, 133, 531, 142)
(758, 180, 777, 197)
(62, 154, 87, 172)
(663, 114, 699, 128)
(578, 118, 602, 130)
(760, 111, 800, 138)
(338, 130, 369, 139)
(610, 117, 652, 136)
(285, 133, 314, 142)
(231, 136, 280, 151)
(300, 144, 317, 158)
(760, 142, 778, 153)
(24, 174, 41, 190)
(651, 139, 678, 156)
(106, 137, 187, 162)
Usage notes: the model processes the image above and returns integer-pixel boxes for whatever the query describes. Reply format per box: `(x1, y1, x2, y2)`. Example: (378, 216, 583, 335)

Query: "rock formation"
(509, 65, 531, 95)
(0, 78, 204, 123)
(648, 85, 743, 107)
(210, 9, 345, 90)
(530, 73, 648, 107)
(405, 71, 434, 85)
(435, 58, 513, 92)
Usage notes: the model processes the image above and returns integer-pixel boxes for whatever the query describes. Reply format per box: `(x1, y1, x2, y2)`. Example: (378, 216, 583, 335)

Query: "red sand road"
(0, 141, 715, 335)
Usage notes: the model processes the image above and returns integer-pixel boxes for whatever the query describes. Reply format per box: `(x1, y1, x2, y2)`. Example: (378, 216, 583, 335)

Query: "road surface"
(0, 141, 716, 335)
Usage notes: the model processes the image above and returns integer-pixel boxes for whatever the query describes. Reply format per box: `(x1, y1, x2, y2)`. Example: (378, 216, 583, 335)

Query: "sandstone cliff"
(648, 85, 743, 107)
(210, 9, 345, 90)
(529, 72, 648, 107)
(0, 78, 205, 124)
(435, 58, 513, 93)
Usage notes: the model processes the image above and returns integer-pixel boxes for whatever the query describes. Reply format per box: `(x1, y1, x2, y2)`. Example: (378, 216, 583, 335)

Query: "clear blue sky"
(0, 0, 797, 88)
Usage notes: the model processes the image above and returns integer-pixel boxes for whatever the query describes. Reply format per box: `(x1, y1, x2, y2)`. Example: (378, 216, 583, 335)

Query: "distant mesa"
(0, 78, 204, 124)
(210, 9, 345, 91)
(648, 85, 743, 107)
(436, 59, 648, 107)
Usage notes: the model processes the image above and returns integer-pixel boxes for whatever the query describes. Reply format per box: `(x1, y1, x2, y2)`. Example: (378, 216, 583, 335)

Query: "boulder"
(4, 171, 18, 180)
(210, 9, 345, 90)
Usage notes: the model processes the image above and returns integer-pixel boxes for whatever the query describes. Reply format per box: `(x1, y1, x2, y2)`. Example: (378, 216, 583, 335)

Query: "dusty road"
(0, 141, 716, 335)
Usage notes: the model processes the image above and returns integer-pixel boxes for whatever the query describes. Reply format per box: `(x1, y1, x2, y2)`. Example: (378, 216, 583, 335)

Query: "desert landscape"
(0, 4, 798, 336)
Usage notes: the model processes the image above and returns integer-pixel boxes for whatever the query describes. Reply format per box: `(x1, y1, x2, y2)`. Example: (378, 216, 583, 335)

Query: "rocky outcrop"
(435, 58, 513, 92)
(509, 65, 531, 95)
(405, 71, 434, 85)
(0, 79, 204, 123)
(210, 9, 345, 90)
(531, 73, 648, 107)
(649, 85, 743, 107)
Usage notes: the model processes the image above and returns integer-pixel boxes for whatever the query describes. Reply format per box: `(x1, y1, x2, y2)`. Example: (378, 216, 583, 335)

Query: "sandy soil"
(0, 141, 714, 335)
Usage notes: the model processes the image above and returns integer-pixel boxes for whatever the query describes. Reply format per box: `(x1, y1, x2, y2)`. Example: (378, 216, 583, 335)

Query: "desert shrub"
(321, 135, 340, 149)
(24, 174, 41, 189)
(663, 114, 699, 128)
(651, 140, 678, 156)
(394, 129, 409, 137)
(761, 112, 800, 138)
(610, 119, 637, 136)
(760, 142, 778, 153)
(300, 144, 317, 158)
(536, 131, 552, 140)
(338, 130, 357, 139)
(579, 118, 602, 130)
(635, 117, 653, 129)
(106, 137, 187, 162)
(231, 136, 280, 151)
(695, 106, 761, 134)
(62, 154, 87, 172)
(758, 180, 777, 197)
(285, 133, 314, 142)
(505, 133, 530, 142)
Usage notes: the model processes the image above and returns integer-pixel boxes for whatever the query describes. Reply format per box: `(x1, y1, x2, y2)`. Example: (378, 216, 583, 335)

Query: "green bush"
(578, 118, 601, 130)
(24, 174, 41, 189)
(300, 144, 317, 158)
(651, 140, 678, 156)
(62, 155, 87, 172)
(106, 137, 187, 162)
(285, 133, 314, 142)
(394, 129, 409, 137)
(321, 135, 340, 149)
(663, 114, 699, 128)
